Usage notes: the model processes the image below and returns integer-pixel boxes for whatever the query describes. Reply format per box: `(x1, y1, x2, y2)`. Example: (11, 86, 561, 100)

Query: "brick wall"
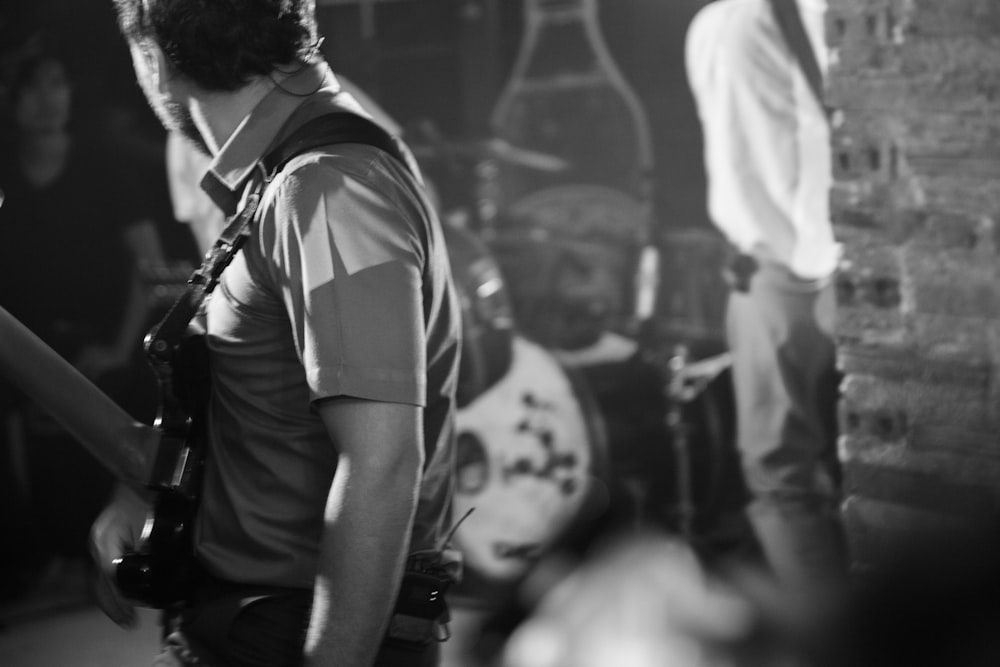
(828, 0, 1000, 569)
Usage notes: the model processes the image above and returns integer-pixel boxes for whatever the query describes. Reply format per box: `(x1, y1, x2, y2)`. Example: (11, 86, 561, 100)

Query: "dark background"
(0, 0, 712, 245)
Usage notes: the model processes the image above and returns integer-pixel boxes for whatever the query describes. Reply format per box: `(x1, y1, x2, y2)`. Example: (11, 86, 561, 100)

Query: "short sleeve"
(266, 156, 427, 406)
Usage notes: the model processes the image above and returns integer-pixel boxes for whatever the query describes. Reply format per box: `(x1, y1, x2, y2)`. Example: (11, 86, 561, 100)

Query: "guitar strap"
(767, 0, 829, 120)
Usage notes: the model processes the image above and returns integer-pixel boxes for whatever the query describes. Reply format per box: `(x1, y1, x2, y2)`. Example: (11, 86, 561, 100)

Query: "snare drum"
(451, 335, 607, 594)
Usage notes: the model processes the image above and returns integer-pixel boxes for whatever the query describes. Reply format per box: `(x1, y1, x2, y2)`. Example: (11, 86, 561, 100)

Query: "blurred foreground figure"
(501, 532, 799, 667)
(685, 0, 847, 604)
(91, 1, 461, 665)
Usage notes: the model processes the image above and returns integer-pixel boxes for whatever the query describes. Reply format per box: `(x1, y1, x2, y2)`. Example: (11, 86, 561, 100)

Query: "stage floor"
(0, 604, 161, 667)
(0, 604, 496, 667)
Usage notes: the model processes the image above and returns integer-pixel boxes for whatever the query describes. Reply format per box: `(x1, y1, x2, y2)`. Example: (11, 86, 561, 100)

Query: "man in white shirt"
(685, 0, 846, 598)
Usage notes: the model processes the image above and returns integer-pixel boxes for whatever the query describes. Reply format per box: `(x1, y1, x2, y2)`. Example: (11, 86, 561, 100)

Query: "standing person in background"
(0, 34, 163, 391)
(91, 0, 461, 665)
(0, 32, 163, 602)
(685, 0, 846, 609)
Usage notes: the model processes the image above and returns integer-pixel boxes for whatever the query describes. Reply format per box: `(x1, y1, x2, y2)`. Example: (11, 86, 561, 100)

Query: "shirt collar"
(200, 61, 338, 215)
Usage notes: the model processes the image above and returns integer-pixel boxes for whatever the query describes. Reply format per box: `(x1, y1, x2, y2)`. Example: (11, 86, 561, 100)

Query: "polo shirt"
(194, 61, 461, 588)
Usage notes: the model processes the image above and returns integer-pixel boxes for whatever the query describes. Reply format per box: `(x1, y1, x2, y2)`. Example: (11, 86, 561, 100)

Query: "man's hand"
(89, 483, 148, 628)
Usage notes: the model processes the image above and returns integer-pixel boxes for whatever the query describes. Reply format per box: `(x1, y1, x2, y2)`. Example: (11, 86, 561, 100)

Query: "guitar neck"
(0, 305, 160, 487)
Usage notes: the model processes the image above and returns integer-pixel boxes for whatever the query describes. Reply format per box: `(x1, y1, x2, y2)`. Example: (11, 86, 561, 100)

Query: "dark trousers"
(153, 575, 441, 667)
(725, 259, 846, 591)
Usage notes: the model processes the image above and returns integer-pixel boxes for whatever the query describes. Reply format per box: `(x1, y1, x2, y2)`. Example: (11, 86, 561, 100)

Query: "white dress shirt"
(686, 0, 839, 280)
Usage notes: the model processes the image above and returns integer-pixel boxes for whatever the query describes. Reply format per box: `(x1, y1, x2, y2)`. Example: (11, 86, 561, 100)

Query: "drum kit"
(411, 127, 748, 603)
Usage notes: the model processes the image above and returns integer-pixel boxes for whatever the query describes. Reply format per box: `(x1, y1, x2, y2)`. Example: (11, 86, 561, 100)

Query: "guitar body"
(115, 486, 199, 607)
(114, 328, 209, 608)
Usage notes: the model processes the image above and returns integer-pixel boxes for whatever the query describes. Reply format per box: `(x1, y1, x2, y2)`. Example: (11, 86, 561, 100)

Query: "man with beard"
(90, 1, 462, 665)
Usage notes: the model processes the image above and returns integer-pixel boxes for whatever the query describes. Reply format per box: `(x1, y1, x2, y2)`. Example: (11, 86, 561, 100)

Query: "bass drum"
(573, 349, 747, 544)
(450, 335, 608, 600)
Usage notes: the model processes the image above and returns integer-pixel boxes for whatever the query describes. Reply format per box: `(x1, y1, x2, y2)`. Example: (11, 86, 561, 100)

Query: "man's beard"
(130, 41, 211, 157)
(142, 85, 208, 156)
(161, 99, 210, 157)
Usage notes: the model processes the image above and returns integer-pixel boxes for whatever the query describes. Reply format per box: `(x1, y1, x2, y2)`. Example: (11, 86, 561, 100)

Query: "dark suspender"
(768, 0, 828, 117)
(263, 112, 412, 176)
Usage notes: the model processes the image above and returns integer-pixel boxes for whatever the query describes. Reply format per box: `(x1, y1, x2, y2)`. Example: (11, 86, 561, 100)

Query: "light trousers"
(725, 260, 846, 590)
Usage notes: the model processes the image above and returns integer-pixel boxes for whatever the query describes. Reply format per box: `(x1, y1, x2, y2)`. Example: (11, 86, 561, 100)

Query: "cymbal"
(411, 137, 569, 172)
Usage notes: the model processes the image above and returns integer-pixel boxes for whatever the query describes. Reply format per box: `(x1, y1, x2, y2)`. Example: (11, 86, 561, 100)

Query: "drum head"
(450, 336, 607, 600)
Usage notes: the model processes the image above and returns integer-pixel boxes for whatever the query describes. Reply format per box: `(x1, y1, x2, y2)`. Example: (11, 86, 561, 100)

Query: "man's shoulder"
(690, 0, 783, 68)
(266, 144, 425, 235)
(262, 101, 423, 222)
(692, 0, 764, 24)
(270, 95, 400, 178)
(690, 0, 773, 41)
(275, 143, 388, 191)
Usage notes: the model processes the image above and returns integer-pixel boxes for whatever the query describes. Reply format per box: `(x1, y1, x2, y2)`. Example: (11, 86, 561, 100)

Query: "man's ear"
(129, 39, 172, 94)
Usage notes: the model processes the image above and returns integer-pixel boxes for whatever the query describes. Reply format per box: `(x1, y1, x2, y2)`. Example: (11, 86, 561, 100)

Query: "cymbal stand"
(665, 344, 696, 540)
(663, 345, 733, 541)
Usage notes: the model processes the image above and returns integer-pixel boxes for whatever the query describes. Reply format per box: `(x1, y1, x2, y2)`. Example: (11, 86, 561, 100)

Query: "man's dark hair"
(112, 0, 318, 92)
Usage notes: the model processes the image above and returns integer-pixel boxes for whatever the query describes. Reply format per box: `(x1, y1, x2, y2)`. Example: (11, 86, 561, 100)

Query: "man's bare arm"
(304, 397, 424, 667)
